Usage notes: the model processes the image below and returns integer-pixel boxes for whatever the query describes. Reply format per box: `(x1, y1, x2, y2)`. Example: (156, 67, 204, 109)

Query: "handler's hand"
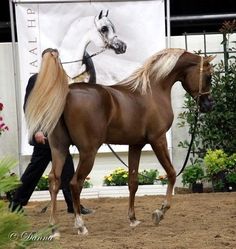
(34, 131, 47, 144)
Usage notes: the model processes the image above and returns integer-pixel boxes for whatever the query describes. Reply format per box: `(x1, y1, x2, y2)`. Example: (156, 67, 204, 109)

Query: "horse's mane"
(118, 48, 186, 94)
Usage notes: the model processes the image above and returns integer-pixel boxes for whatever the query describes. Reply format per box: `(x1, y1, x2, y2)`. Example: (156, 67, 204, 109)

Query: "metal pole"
(9, 0, 23, 176)
(165, 0, 173, 163)
(166, 0, 171, 48)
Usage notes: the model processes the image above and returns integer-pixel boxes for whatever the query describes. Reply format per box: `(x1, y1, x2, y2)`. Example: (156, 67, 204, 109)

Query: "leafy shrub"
(138, 169, 159, 185)
(103, 167, 128, 186)
(0, 158, 29, 249)
(103, 168, 159, 186)
(182, 163, 205, 186)
(36, 175, 92, 190)
(204, 150, 236, 191)
(36, 175, 49, 190)
(204, 149, 228, 177)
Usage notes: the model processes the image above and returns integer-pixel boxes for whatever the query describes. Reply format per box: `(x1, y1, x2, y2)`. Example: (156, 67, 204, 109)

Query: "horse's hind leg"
(150, 135, 176, 225)
(128, 145, 143, 227)
(70, 148, 97, 235)
(48, 120, 71, 238)
(48, 151, 66, 238)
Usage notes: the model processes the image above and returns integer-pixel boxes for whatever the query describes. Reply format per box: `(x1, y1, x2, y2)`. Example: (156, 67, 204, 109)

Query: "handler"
(9, 48, 94, 214)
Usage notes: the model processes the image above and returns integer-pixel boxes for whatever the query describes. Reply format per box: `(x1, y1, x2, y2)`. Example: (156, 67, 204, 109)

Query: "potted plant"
(138, 169, 159, 185)
(225, 153, 236, 191)
(204, 149, 231, 192)
(182, 162, 205, 193)
(103, 168, 159, 186)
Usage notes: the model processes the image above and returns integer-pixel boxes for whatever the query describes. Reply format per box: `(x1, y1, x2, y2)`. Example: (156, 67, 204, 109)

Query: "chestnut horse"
(25, 48, 214, 236)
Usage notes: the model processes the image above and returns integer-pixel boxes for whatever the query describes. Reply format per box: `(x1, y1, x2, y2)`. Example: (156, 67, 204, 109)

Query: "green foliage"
(204, 150, 236, 191)
(182, 163, 205, 186)
(103, 167, 128, 186)
(226, 171, 236, 184)
(0, 157, 29, 249)
(36, 175, 93, 190)
(0, 158, 20, 194)
(83, 178, 93, 188)
(0, 201, 29, 249)
(178, 57, 236, 157)
(36, 175, 49, 191)
(204, 149, 228, 177)
(103, 168, 159, 186)
(138, 169, 159, 185)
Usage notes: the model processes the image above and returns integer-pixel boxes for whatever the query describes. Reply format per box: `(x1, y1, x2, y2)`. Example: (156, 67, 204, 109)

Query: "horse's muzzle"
(199, 95, 214, 113)
(109, 38, 127, 54)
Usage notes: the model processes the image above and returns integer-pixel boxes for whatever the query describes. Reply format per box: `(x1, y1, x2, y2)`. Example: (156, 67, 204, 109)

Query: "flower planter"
(191, 182, 203, 193)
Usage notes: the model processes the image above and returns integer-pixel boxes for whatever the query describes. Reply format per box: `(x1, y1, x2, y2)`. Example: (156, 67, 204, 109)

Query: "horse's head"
(182, 55, 215, 113)
(93, 10, 127, 54)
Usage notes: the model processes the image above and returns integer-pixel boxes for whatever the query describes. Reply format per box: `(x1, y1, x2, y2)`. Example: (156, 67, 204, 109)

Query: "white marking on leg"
(130, 220, 141, 227)
(152, 209, 164, 225)
(74, 214, 88, 235)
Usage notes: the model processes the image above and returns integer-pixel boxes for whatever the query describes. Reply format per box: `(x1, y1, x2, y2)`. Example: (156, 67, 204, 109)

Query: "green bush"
(204, 149, 228, 177)
(103, 167, 128, 186)
(36, 175, 93, 190)
(138, 169, 159, 185)
(103, 168, 159, 186)
(204, 149, 236, 191)
(0, 157, 29, 249)
(36, 175, 49, 191)
(182, 163, 205, 186)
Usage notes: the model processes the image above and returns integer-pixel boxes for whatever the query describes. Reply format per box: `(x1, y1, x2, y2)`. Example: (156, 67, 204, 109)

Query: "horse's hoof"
(51, 231, 60, 239)
(152, 210, 164, 225)
(130, 220, 141, 227)
(78, 226, 88, 235)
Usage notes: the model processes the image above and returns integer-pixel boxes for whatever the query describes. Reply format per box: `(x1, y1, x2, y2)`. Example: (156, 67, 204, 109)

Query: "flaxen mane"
(25, 52, 69, 139)
(118, 48, 186, 94)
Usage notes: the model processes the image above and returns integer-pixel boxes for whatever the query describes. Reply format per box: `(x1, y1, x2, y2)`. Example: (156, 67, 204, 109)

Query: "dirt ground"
(26, 192, 236, 249)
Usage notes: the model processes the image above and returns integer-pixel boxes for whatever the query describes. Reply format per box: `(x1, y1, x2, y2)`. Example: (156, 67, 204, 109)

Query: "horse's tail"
(25, 51, 69, 139)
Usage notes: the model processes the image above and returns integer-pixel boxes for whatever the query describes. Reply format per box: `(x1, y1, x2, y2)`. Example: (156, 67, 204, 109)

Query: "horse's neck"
(59, 16, 95, 78)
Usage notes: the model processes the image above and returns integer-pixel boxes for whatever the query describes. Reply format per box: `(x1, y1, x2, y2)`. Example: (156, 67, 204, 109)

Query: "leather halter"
(195, 56, 210, 100)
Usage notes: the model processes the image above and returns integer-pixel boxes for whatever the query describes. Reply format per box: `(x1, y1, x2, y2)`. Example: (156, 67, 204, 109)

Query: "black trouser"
(12, 146, 74, 210)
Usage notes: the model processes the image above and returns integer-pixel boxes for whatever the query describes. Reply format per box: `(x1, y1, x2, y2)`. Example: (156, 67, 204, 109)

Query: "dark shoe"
(9, 201, 24, 213)
(67, 205, 93, 215)
(81, 205, 93, 215)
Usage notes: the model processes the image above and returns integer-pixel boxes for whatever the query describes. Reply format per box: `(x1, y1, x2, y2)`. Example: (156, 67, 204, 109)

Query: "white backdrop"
(14, 0, 166, 155)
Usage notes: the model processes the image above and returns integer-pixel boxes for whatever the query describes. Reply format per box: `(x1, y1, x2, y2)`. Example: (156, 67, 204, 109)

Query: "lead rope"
(61, 48, 106, 65)
(176, 109, 199, 176)
(176, 56, 204, 176)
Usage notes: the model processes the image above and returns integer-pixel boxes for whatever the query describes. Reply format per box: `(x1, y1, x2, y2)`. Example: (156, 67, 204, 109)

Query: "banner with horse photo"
(14, 0, 166, 155)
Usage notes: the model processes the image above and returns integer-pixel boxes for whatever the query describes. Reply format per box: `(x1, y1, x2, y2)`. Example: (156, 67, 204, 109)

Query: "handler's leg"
(10, 146, 51, 211)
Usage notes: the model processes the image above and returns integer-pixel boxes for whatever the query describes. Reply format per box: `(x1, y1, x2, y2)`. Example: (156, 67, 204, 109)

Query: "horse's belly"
(105, 127, 146, 145)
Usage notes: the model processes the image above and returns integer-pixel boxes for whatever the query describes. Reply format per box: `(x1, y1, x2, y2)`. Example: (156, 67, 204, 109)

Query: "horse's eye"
(101, 26, 108, 33)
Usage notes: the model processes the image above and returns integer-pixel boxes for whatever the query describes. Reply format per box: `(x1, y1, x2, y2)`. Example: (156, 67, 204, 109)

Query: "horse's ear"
(206, 55, 216, 63)
(105, 10, 109, 17)
(98, 10, 103, 20)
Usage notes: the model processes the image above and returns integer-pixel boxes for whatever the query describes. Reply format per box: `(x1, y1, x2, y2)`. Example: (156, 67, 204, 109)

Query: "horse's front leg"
(151, 135, 176, 225)
(128, 145, 143, 227)
(70, 149, 97, 235)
